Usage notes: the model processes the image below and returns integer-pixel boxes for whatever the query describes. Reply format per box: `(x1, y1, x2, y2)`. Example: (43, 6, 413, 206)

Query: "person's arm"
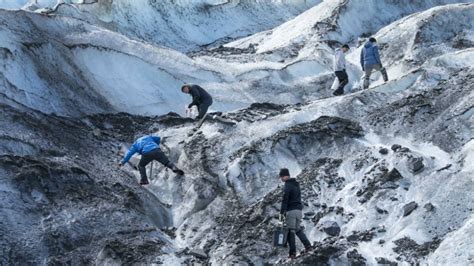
(360, 49, 365, 70)
(374, 46, 381, 65)
(152, 136, 161, 146)
(188, 87, 201, 108)
(121, 144, 138, 164)
(280, 184, 290, 214)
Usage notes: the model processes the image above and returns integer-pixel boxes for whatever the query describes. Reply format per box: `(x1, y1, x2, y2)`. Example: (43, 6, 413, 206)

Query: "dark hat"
(279, 168, 290, 177)
(342, 44, 349, 49)
(181, 84, 190, 91)
(369, 37, 377, 43)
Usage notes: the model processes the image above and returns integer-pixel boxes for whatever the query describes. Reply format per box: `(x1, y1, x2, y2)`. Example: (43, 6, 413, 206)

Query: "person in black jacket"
(181, 84, 213, 119)
(279, 168, 312, 259)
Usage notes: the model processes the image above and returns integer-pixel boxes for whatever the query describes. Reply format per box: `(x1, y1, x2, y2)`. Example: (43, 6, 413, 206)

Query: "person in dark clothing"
(279, 168, 312, 259)
(181, 84, 213, 119)
(119, 135, 184, 185)
(360, 37, 388, 89)
(333, 44, 350, 96)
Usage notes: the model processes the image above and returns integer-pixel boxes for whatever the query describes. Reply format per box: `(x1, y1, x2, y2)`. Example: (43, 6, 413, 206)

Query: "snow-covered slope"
(0, 0, 473, 265)
(0, 0, 322, 52)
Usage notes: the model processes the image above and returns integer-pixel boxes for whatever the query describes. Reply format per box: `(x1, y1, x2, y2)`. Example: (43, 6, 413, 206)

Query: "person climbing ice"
(278, 168, 313, 259)
(360, 37, 388, 89)
(181, 84, 213, 120)
(333, 44, 350, 96)
(118, 134, 184, 185)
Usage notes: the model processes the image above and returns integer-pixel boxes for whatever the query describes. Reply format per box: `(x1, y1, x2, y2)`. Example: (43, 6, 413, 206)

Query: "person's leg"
(338, 70, 349, 92)
(197, 100, 212, 120)
(333, 71, 345, 96)
(364, 66, 373, 89)
(138, 152, 154, 183)
(286, 210, 298, 256)
(151, 149, 184, 175)
(380, 67, 388, 82)
(149, 149, 171, 168)
(294, 210, 311, 248)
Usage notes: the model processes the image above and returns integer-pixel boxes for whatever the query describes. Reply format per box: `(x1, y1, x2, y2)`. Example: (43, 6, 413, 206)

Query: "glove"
(279, 213, 286, 222)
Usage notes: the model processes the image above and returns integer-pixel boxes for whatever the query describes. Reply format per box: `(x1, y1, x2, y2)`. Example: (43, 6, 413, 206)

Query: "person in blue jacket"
(360, 37, 388, 89)
(118, 135, 184, 185)
(181, 84, 213, 120)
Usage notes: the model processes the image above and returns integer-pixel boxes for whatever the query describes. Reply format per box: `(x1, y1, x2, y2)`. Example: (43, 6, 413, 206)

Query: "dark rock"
(312, 211, 326, 225)
(393, 237, 441, 262)
(379, 239, 386, 244)
(304, 211, 316, 217)
(321, 221, 341, 236)
(347, 230, 375, 242)
(376, 257, 397, 265)
(383, 168, 403, 183)
(403, 202, 418, 217)
(347, 249, 366, 265)
(379, 148, 389, 155)
(408, 157, 424, 173)
(188, 248, 208, 259)
(436, 164, 452, 172)
(376, 206, 389, 214)
(424, 203, 435, 212)
(295, 240, 345, 264)
(391, 144, 402, 151)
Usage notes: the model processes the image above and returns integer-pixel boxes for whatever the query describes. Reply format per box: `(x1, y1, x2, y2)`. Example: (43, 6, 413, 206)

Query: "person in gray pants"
(360, 37, 388, 89)
(278, 168, 312, 259)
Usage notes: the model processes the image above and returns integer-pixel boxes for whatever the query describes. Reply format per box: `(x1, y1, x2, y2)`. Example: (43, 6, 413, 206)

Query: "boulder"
(188, 248, 208, 259)
(321, 221, 341, 236)
(403, 202, 418, 217)
(408, 157, 424, 173)
(424, 203, 435, 212)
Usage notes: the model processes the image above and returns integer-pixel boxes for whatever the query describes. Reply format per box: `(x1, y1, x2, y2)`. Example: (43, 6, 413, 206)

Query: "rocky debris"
(222, 102, 290, 123)
(391, 144, 402, 152)
(379, 148, 389, 155)
(393, 237, 441, 263)
(376, 206, 389, 214)
(320, 221, 341, 236)
(357, 168, 404, 203)
(436, 164, 452, 172)
(292, 239, 347, 265)
(188, 248, 209, 259)
(346, 249, 367, 265)
(189, 43, 257, 57)
(403, 202, 418, 217)
(424, 203, 435, 212)
(97, 237, 165, 265)
(407, 157, 424, 173)
(376, 257, 397, 265)
(347, 229, 376, 242)
(161, 227, 177, 238)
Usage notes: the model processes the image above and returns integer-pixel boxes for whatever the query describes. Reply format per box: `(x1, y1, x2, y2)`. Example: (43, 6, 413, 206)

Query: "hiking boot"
(288, 254, 296, 260)
(139, 179, 149, 185)
(333, 89, 343, 96)
(300, 245, 314, 255)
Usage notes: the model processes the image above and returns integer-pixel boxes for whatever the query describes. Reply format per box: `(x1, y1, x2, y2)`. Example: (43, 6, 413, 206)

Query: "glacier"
(0, 0, 473, 265)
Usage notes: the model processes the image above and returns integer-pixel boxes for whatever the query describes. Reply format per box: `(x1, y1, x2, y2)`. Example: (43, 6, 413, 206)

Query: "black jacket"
(280, 178, 303, 214)
(189, 85, 212, 107)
